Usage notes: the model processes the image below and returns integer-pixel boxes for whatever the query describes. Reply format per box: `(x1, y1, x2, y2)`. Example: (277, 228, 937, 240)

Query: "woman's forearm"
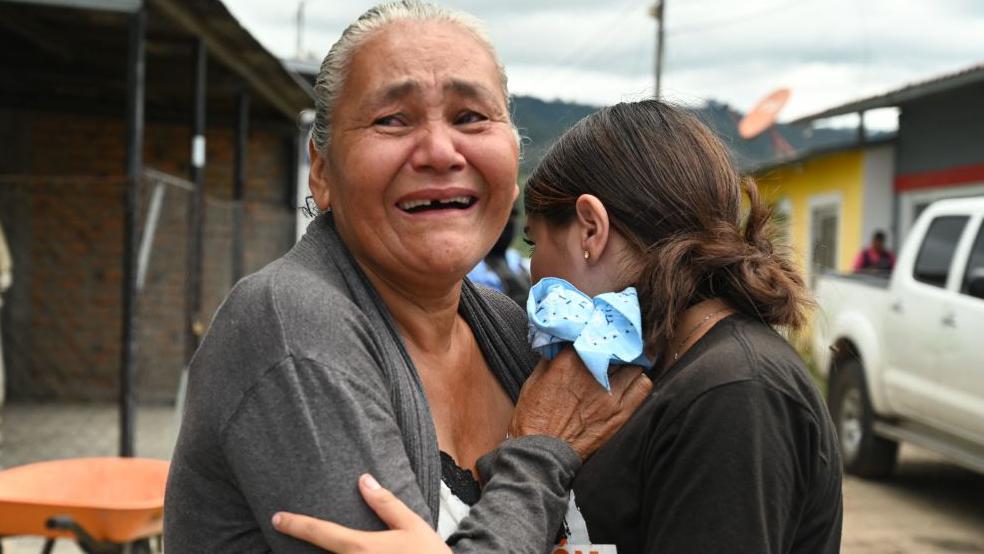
(448, 436, 581, 553)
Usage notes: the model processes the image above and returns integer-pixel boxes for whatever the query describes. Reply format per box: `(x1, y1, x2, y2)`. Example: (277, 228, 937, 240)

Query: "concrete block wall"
(0, 109, 297, 403)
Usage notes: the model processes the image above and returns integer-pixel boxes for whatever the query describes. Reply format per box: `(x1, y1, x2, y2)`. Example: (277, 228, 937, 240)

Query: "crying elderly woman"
(163, 2, 650, 553)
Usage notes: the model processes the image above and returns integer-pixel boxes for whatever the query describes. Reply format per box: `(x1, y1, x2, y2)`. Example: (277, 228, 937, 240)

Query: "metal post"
(295, 0, 307, 59)
(232, 91, 249, 283)
(185, 38, 207, 364)
(652, 1, 666, 99)
(121, 1, 146, 458)
(857, 110, 867, 145)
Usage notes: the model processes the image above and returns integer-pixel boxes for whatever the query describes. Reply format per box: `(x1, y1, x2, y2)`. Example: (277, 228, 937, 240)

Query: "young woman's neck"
(661, 297, 734, 371)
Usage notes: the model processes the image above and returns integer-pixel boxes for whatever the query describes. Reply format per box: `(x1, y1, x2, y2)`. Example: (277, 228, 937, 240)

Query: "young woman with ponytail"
(520, 100, 842, 553)
(274, 100, 843, 553)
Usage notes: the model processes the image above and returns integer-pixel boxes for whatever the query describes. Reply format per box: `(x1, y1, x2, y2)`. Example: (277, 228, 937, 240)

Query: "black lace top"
(439, 450, 481, 506)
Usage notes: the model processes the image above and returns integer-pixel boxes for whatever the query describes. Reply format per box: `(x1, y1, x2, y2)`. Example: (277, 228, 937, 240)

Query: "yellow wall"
(756, 150, 865, 276)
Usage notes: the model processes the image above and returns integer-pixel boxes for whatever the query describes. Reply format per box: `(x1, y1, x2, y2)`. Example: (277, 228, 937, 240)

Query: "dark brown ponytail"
(525, 99, 811, 355)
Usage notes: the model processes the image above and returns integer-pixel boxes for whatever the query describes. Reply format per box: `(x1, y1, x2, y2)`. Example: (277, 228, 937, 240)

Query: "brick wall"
(0, 108, 297, 402)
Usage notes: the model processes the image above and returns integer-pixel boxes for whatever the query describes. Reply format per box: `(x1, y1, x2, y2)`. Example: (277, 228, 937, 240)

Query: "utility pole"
(296, 0, 308, 59)
(650, 1, 666, 99)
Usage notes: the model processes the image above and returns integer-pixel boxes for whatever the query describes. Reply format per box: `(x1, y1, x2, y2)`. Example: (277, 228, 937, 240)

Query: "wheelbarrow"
(0, 457, 169, 554)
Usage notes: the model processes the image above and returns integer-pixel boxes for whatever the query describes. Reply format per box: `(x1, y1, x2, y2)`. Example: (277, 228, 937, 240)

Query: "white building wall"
(861, 145, 896, 249)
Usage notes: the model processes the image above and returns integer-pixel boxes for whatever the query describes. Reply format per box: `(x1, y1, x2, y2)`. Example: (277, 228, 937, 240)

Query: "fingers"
(608, 365, 644, 392)
(551, 348, 610, 391)
(617, 369, 653, 409)
(357, 474, 429, 531)
(272, 511, 359, 551)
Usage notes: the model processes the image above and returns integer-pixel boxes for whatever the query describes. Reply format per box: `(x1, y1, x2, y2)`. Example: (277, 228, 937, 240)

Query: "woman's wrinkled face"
(315, 21, 519, 290)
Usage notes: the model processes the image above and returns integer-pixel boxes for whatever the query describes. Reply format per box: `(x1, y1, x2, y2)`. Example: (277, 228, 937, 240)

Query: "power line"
(556, 0, 652, 69)
(667, 1, 805, 36)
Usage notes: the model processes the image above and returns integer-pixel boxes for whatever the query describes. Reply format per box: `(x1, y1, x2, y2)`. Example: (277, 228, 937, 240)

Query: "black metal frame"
(119, 0, 146, 459)
(232, 90, 250, 283)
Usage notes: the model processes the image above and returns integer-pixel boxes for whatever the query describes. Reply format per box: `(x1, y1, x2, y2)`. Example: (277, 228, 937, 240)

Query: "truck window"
(961, 222, 984, 296)
(913, 216, 968, 288)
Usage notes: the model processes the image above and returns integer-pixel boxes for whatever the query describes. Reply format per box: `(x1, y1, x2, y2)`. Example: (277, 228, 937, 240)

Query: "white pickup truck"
(813, 197, 984, 478)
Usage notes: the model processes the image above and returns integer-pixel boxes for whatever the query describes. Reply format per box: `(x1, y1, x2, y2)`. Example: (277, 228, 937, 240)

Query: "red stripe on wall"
(895, 163, 984, 192)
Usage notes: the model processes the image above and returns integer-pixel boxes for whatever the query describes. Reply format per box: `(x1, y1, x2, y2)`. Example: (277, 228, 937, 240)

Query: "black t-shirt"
(562, 313, 843, 553)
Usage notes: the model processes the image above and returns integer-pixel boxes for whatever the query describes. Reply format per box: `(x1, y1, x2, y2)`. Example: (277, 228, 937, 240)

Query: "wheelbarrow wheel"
(127, 539, 153, 554)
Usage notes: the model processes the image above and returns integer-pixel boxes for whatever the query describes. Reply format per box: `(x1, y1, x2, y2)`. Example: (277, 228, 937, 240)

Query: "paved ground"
(1, 403, 178, 554)
(1, 403, 982, 553)
(841, 446, 984, 553)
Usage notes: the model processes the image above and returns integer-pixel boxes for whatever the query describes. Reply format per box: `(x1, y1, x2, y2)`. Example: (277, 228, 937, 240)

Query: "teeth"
(437, 196, 472, 205)
(398, 199, 432, 210)
(398, 196, 473, 211)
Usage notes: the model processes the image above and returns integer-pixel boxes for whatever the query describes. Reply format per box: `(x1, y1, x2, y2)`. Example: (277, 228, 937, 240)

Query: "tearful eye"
(374, 114, 406, 127)
(455, 111, 487, 125)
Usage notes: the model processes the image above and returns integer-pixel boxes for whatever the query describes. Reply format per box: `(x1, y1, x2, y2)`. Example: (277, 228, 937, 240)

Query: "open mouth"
(397, 195, 477, 214)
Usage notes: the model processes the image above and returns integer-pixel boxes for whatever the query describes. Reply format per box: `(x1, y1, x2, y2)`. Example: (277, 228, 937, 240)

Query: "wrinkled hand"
(508, 348, 652, 460)
(273, 474, 450, 553)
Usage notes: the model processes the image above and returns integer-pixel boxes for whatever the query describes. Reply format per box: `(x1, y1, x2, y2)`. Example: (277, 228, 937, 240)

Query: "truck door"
(883, 215, 969, 420)
(937, 217, 984, 444)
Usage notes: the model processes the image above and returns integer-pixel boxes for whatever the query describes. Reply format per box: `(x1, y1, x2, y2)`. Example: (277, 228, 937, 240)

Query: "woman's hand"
(508, 348, 653, 460)
(273, 474, 450, 553)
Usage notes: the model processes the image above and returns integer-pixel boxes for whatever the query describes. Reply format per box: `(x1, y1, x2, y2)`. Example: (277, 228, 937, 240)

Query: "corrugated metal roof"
(790, 61, 984, 125)
(748, 136, 895, 175)
(2, 0, 314, 119)
(0, 0, 139, 11)
(151, 0, 314, 119)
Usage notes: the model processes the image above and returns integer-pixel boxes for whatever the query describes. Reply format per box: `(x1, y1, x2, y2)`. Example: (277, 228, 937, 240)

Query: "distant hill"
(692, 100, 861, 172)
(510, 95, 859, 175)
(510, 95, 598, 176)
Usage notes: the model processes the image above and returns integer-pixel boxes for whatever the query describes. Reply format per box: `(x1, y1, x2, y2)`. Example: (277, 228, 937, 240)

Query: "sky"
(225, 0, 984, 124)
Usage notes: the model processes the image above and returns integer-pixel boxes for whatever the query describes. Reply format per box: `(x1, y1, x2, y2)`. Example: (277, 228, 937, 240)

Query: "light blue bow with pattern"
(526, 277, 651, 391)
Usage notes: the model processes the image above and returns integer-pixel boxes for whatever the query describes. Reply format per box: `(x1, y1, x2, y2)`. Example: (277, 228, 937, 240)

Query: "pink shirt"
(853, 247, 896, 272)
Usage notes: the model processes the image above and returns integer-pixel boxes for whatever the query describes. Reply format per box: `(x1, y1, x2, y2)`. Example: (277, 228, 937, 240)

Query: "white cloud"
(506, 63, 654, 106)
(224, 0, 984, 119)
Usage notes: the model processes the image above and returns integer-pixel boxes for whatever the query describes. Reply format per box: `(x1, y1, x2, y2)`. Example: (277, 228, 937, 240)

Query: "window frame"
(912, 215, 970, 289)
(960, 219, 984, 296)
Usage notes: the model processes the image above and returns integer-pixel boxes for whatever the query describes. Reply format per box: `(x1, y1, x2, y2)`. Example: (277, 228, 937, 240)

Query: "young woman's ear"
(308, 141, 331, 210)
(574, 194, 610, 263)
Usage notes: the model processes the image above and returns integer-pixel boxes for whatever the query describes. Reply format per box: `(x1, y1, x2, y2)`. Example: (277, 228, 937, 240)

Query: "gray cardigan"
(163, 214, 581, 553)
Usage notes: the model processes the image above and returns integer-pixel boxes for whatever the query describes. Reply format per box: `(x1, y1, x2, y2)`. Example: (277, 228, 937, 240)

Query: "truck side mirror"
(968, 270, 984, 300)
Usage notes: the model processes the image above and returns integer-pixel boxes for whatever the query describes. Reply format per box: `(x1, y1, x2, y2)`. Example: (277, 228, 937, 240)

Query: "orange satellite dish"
(738, 88, 791, 139)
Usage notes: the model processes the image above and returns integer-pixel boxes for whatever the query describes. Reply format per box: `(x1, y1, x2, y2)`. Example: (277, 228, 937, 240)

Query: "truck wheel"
(828, 358, 898, 478)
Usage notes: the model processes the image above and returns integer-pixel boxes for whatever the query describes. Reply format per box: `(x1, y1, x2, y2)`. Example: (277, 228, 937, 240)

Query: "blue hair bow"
(527, 277, 651, 391)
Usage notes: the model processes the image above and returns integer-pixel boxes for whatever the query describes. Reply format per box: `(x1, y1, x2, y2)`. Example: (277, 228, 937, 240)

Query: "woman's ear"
(308, 141, 331, 210)
(574, 194, 610, 263)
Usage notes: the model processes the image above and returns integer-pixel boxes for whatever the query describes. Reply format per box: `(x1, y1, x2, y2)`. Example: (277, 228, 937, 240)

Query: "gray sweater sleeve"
(450, 437, 581, 553)
(221, 359, 579, 554)
(165, 264, 581, 553)
(221, 355, 431, 552)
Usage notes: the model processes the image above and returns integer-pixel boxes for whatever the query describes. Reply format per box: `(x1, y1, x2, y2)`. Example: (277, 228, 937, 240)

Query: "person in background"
(467, 210, 531, 306)
(853, 230, 896, 273)
(0, 219, 11, 410)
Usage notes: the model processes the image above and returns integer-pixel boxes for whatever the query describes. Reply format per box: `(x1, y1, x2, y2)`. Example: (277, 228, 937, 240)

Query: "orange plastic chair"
(0, 457, 169, 554)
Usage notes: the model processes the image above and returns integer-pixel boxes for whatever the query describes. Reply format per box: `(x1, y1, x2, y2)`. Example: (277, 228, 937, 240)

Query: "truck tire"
(828, 358, 898, 478)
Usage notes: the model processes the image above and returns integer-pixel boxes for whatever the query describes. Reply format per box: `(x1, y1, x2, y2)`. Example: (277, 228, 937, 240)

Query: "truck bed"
(816, 270, 891, 289)
(812, 271, 892, 377)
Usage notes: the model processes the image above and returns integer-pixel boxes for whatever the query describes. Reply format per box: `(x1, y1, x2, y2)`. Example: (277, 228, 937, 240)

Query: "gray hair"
(311, 0, 510, 155)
